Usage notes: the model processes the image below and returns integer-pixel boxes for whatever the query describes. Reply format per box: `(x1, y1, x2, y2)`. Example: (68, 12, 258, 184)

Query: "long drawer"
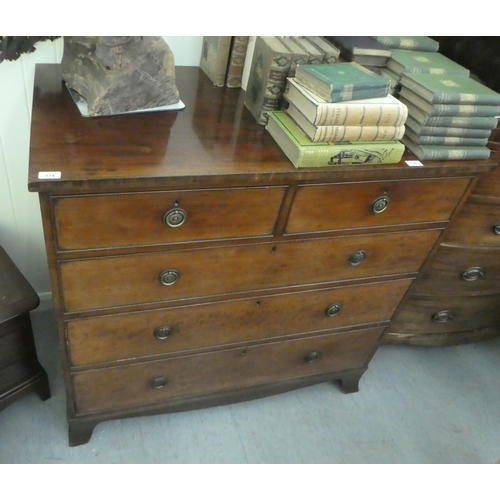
(413, 243, 500, 294)
(443, 195, 500, 246)
(285, 178, 470, 235)
(66, 279, 411, 366)
(387, 292, 500, 335)
(72, 326, 385, 414)
(59, 230, 440, 312)
(52, 187, 286, 250)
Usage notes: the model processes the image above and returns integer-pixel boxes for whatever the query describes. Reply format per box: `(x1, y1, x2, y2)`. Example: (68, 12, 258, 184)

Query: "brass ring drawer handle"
(371, 195, 390, 214)
(325, 303, 342, 317)
(164, 207, 187, 228)
(461, 266, 484, 282)
(159, 269, 180, 286)
(432, 310, 453, 323)
(493, 222, 500, 235)
(348, 250, 367, 266)
(304, 351, 319, 363)
(150, 376, 168, 389)
(154, 326, 172, 340)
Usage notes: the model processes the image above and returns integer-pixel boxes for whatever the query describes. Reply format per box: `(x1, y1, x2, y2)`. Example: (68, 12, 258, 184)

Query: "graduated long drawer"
(66, 279, 411, 366)
(72, 326, 385, 414)
(59, 230, 440, 312)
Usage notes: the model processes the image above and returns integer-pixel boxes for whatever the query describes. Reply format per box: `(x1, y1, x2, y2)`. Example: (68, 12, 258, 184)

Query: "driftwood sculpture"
(61, 36, 180, 116)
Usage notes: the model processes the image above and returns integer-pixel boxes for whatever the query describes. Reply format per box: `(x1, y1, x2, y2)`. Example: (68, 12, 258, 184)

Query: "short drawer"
(52, 187, 286, 250)
(72, 326, 385, 414)
(387, 292, 500, 335)
(59, 229, 439, 312)
(443, 195, 500, 246)
(285, 178, 470, 235)
(413, 244, 500, 294)
(66, 279, 411, 366)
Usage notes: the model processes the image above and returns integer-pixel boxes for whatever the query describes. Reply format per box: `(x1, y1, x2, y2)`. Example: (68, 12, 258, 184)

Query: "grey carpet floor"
(1, 308, 499, 464)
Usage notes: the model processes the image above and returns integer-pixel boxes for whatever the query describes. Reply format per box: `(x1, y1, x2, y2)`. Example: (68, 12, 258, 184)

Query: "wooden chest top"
(28, 65, 495, 194)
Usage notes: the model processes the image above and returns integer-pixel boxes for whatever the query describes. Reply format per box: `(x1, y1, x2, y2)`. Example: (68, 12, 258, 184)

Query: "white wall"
(0, 37, 203, 306)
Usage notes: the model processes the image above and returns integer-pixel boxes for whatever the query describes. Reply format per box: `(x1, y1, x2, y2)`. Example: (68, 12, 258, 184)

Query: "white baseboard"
(37, 292, 54, 312)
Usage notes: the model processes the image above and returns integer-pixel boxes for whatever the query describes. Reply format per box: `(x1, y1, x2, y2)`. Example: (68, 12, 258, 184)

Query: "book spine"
(421, 114, 498, 129)
(311, 125, 405, 143)
(402, 137, 491, 160)
(409, 134, 489, 147)
(374, 36, 439, 52)
(304, 36, 340, 63)
(260, 58, 292, 124)
(297, 142, 405, 167)
(316, 103, 407, 127)
(278, 37, 309, 78)
(332, 85, 390, 103)
(244, 38, 292, 125)
(199, 36, 232, 87)
(416, 125, 493, 138)
(225, 36, 249, 88)
(429, 103, 500, 117)
(432, 92, 500, 106)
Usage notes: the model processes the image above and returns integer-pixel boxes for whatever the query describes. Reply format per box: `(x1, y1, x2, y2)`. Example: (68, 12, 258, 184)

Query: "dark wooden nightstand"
(0, 245, 50, 411)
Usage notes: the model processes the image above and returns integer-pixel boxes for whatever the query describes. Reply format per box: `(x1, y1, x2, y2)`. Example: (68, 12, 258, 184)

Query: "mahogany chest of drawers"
(28, 65, 494, 446)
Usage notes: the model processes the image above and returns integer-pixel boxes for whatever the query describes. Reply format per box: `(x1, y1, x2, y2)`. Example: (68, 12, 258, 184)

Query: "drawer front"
(0, 315, 36, 366)
(443, 196, 500, 246)
(52, 187, 286, 250)
(60, 230, 439, 312)
(472, 168, 500, 198)
(413, 244, 500, 294)
(67, 279, 411, 366)
(285, 178, 469, 235)
(387, 293, 500, 335)
(0, 357, 41, 394)
(73, 326, 385, 414)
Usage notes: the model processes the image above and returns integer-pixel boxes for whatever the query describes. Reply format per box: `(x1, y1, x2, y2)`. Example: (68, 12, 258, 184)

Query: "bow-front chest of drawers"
(386, 166, 500, 345)
(28, 65, 495, 446)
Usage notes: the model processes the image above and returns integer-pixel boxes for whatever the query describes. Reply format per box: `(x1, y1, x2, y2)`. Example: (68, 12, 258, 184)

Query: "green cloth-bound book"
(294, 62, 390, 103)
(405, 116, 493, 139)
(387, 50, 470, 76)
(265, 111, 405, 168)
(401, 136, 491, 161)
(404, 128, 489, 147)
(398, 86, 500, 117)
(400, 73, 500, 105)
(373, 36, 439, 52)
(400, 97, 498, 129)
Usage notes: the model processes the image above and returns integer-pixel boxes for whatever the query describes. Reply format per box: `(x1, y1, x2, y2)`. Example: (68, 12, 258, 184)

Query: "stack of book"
(324, 36, 392, 68)
(265, 62, 408, 168)
(372, 37, 440, 96)
(385, 49, 470, 98)
(244, 36, 340, 125)
(397, 73, 500, 160)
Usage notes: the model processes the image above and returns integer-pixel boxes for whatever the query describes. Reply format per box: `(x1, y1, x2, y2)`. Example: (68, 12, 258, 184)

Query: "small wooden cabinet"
(0, 246, 50, 411)
(28, 65, 494, 446)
